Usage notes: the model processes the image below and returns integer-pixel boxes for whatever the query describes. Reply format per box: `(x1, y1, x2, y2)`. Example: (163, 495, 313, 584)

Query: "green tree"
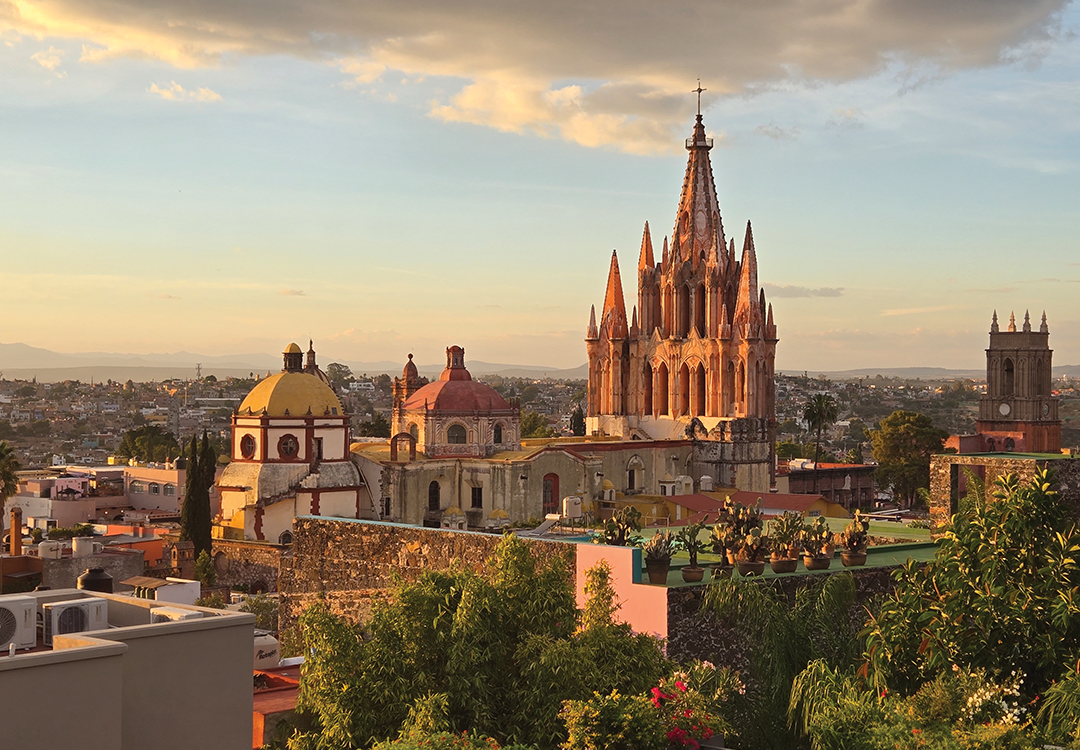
(193, 549, 216, 587)
(569, 405, 586, 437)
(356, 412, 391, 438)
(803, 394, 839, 492)
(521, 409, 557, 438)
(844, 446, 864, 464)
(115, 424, 180, 463)
(325, 362, 355, 391)
(290, 536, 665, 750)
(866, 410, 947, 507)
(180, 432, 213, 556)
(0, 440, 21, 504)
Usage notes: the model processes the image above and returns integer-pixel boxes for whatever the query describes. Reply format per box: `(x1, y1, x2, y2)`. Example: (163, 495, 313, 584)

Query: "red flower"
(675, 680, 688, 692)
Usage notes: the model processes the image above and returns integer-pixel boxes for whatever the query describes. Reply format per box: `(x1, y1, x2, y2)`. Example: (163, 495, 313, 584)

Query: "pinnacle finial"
(1023, 309, 1031, 332)
(991, 310, 999, 333)
(1008, 311, 1017, 332)
(1041, 311, 1049, 333)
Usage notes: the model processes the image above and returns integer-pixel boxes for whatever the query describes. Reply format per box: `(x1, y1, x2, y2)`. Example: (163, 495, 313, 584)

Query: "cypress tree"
(180, 432, 212, 556)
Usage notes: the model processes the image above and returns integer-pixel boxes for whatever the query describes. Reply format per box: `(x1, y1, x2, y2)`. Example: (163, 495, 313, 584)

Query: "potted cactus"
(768, 511, 802, 574)
(677, 518, 711, 583)
(709, 523, 735, 578)
(839, 510, 870, 567)
(642, 531, 675, 584)
(734, 527, 769, 577)
(801, 517, 833, 570)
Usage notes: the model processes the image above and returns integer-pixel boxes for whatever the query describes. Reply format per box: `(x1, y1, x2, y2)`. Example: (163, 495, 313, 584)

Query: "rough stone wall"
(279, 518, 576, 631)
(929, 455, 1051, 532)
(211, 539, 286, 593)
(665, 566, 902, 666)
(42, 549, 145, 592)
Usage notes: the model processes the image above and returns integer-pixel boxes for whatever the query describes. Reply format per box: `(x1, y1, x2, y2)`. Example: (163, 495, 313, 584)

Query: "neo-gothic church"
(586, 113, 778, 441)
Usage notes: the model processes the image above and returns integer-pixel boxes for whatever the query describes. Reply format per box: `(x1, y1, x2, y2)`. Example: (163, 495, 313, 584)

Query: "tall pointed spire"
(1023, 310, 1031, 333)
(1041, 311, 1049, 333)
(733, 221, 760, 334)
(1008, 311, 1017, 332)
(638, 222, 654, 270)
(661, 236, 669, 269)
(586, 305, 598, 340)
(672, 112, 725, 272)
(991, 310, 999, 333)
(599, 250, 629, 339)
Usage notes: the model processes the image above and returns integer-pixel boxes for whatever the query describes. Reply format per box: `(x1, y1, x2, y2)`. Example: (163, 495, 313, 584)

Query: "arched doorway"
(542, 474, 559, 516)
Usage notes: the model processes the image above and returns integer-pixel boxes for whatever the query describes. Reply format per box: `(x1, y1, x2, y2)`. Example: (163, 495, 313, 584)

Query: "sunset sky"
(1, 0, 1078, 372)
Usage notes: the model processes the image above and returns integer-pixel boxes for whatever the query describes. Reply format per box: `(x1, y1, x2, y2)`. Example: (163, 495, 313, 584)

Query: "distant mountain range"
(0, 342, 590, 382)
(782, 366, 1080, 380)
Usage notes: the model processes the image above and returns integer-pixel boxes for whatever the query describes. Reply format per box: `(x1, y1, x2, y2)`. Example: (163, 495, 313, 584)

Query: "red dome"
(401, 345, 512, 412)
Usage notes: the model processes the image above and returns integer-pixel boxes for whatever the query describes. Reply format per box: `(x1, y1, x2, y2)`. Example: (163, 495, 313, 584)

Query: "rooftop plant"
(641, 531, 676, 564)
(838, 510, 870, 554)
(801, 516, 832, 559)
(595, 505, 643, 547)
(676, 517, 712, 569)
(769, 511, 804, 557)
(735, 527, 769, 563)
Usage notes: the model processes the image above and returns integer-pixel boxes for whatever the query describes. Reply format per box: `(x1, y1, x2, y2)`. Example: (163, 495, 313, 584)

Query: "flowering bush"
(652, 662, 740, 748)
(560, 690, 663, 750)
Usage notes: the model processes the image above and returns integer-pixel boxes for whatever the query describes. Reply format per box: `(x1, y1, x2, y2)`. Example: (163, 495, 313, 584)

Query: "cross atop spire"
(693, 79, 706, 117)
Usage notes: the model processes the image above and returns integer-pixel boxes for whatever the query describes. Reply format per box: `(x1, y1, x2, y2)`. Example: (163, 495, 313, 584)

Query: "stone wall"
(211, 539, 287, 593)
(665, 566, 902, 666)
(279, 517, 576, 631)
(42, 549, 145, 592)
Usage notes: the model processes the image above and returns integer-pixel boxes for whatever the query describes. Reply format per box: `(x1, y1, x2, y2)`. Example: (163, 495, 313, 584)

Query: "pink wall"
(575, 544, 669, 640)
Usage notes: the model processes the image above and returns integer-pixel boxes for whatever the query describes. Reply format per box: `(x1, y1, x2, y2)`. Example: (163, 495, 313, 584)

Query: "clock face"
(999, 402, 1011, 417)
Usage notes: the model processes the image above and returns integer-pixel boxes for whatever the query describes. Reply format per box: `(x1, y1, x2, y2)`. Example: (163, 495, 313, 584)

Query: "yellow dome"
(601, 479, 615, 491)
(239, 371, 342, 417)
(284, 342, 303, 354)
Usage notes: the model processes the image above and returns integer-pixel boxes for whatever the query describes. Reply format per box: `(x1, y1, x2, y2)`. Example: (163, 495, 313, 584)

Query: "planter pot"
(842, 551, 867, 567)
(681, 566, 705, 583)
(711, 564, 734, 579)
(823, 544, 836, 558)
(645, 560, 670, 584)
(736, 560, 766, 577)
(770, 557, 798, 574)
(803, 555, 832, 571)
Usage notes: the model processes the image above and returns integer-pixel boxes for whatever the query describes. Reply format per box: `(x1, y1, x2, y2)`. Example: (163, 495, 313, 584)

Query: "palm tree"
(803, 393, 839, 494)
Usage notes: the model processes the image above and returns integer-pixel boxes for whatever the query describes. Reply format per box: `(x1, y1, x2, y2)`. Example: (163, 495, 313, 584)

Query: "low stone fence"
(279, 517, 575, 631)
(211, 539, 287, 593)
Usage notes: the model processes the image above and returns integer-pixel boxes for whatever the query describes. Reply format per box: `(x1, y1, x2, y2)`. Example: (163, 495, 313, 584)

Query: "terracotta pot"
(823, 544, 836, 558)
(736, 560, 766, 577)
(770, 557, 798, 574)
(645, 560, 670, 584)
(841, 551, 867, 567)
(681, 566, 705, 583)
(803, 555, 832, 571)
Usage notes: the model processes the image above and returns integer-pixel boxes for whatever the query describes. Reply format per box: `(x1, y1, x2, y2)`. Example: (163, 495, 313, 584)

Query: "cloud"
(755, 122, 799, 141)
(149, 81, 222, 102)
(827, 107, 866, 128)
(31, 46, 65, 73)
(278, 288, 305, 296)
(2, 0, 1067, 152)
(763, 284, 843, 298)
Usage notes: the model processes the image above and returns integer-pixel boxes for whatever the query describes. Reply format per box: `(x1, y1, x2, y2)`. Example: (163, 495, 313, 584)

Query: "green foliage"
(45, 523, 95, 540)
(116, 424, 181, 463)
(194, 549, 216, 587)
(180, 432, 214, 556)
(838, 511, 869, 554)
(769, 511, 804, 554)
(290, 537, 665, 750)
(579, 560, 618, 632)
(866, 410, 948, 506)
(705, 574, 863, 749)
(803, 394, 839, 483)
(324, 363, 354, 391)
(356, 412, 391, 438)
(521, 409, 557, 438)
(559, 691, 662, 750)
(569, 406, 585, 437)
(239, 593, 279, 631)
(196, 592, 226, 609)
(676, 519, 711, 568)
(0, 440, 20, 502)
(641, 531, 675, 564)
(863, 469, 1080, 700)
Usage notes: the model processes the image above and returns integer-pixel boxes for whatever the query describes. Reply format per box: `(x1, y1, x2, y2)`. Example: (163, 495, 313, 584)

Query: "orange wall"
(575, 544, 668, 640)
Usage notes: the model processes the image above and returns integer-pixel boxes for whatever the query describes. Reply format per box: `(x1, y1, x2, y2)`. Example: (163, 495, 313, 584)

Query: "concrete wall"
(42, 548, 145, 591)
(279, 516, 576, 630)
(575, 543, 668, 640)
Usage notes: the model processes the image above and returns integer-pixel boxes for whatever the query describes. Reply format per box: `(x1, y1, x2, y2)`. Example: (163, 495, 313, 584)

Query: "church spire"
(1041, 311, 1049, 333)
(991, 310, 999, 333)
(586, 305, 598, 340)
(638, 222, 654, 269)
(672, 113, 725, 273)
(1008, 311, 1017, 332)
(1023, 310, 1031, 332)
(733, 221, 760, 334)
(599, 250, 629, 339)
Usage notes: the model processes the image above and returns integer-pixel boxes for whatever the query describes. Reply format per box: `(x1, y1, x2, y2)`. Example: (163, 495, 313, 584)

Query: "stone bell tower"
(975, 310, 1060, 453)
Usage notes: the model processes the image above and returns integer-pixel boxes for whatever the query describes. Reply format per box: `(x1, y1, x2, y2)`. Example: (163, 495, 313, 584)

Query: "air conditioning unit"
(0, 595, 37, 651)
(42, 598, 109, 646)
(150, 607, 204, 624)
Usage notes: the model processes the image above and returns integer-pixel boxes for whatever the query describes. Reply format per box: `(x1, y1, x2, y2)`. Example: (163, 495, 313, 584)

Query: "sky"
(1, 0, 1079, 372)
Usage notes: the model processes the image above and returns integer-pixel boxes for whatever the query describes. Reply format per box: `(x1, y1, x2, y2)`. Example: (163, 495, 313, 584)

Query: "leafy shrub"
(239, 593, 278, 631)
(560, 691, 662, 750)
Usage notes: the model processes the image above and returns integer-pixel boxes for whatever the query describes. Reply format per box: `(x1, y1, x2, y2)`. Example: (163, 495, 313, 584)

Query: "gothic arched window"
(428, 481, 441, 511)
(1003, 358, 1015, 396)
(448, 425, 467, 444)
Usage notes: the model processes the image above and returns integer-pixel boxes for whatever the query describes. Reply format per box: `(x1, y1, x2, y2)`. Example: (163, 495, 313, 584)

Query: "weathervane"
(693, 79, 706, 116)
